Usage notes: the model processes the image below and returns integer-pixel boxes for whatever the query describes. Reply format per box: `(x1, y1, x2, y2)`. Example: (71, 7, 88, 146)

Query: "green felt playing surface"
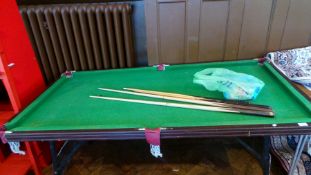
(5, 60, 311, 131)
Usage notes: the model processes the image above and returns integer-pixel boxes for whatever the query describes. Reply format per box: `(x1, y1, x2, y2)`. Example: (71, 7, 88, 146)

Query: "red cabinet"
(0, 0, 48, 174)
(0, 0, 46, 108)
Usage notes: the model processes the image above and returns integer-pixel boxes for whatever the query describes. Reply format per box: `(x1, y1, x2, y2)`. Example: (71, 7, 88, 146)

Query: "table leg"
(261, 136, 271, 175)
(49, 141, 59, 175)
(236, 137, 271, 175)
(288, 135, 309, 175)
(49, 141, 85, 175)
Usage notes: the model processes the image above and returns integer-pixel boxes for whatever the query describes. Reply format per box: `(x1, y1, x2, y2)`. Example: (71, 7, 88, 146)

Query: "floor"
(44, 138, 283, 175)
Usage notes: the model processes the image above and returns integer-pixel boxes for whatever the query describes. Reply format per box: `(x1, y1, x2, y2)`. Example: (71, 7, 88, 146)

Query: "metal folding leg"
(261, 137, 271, 175)
(49, 141, 85, 175)
(288, 135, 309, 175)
(237, 137, 271, 175)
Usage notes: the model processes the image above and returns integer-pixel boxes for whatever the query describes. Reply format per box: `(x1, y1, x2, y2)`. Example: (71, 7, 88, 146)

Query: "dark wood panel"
(266, 0, 290, 52)
(198, 0, 229, 62)
(186, 0, 201, 63)
(158, 1, 186, 64)
(224, 0, 245, 60)
(238, 0, 273, 59)
(280, 0, 311, 49)
(145, 0, 159, 65)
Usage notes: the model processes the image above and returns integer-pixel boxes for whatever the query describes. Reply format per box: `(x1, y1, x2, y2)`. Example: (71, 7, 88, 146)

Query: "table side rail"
(264, 62, 311, 111)
(5, 123, 311, 141)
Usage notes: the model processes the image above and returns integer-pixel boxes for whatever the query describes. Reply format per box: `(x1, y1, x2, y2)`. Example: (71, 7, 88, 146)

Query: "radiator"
(20, 4, 135, 83)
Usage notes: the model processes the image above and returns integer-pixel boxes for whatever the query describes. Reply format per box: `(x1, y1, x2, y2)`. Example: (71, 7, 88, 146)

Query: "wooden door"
(145, 0, 311, 65)
(267, 0, 311, 52)
(145, 0, 187, 65)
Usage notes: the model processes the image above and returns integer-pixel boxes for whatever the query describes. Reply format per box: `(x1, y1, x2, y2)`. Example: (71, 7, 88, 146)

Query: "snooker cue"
(90, 95, 274, 117)
(123, 88, 272, 112)
(124, 88, 271, 109)
(99, 88, 272, 113)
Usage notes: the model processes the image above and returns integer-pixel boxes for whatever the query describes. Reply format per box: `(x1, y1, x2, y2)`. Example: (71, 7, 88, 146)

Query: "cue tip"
(262, 111, 274, 117)
(90, 95, 99, 98)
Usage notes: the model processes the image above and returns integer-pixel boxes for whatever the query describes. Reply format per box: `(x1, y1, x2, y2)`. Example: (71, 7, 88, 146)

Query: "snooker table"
(3, 59, 311, 175)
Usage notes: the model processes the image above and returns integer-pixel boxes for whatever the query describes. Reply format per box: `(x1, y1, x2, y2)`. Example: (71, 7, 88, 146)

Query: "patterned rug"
(271, 136, 311, 175)
(266, 46, 311, 90)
